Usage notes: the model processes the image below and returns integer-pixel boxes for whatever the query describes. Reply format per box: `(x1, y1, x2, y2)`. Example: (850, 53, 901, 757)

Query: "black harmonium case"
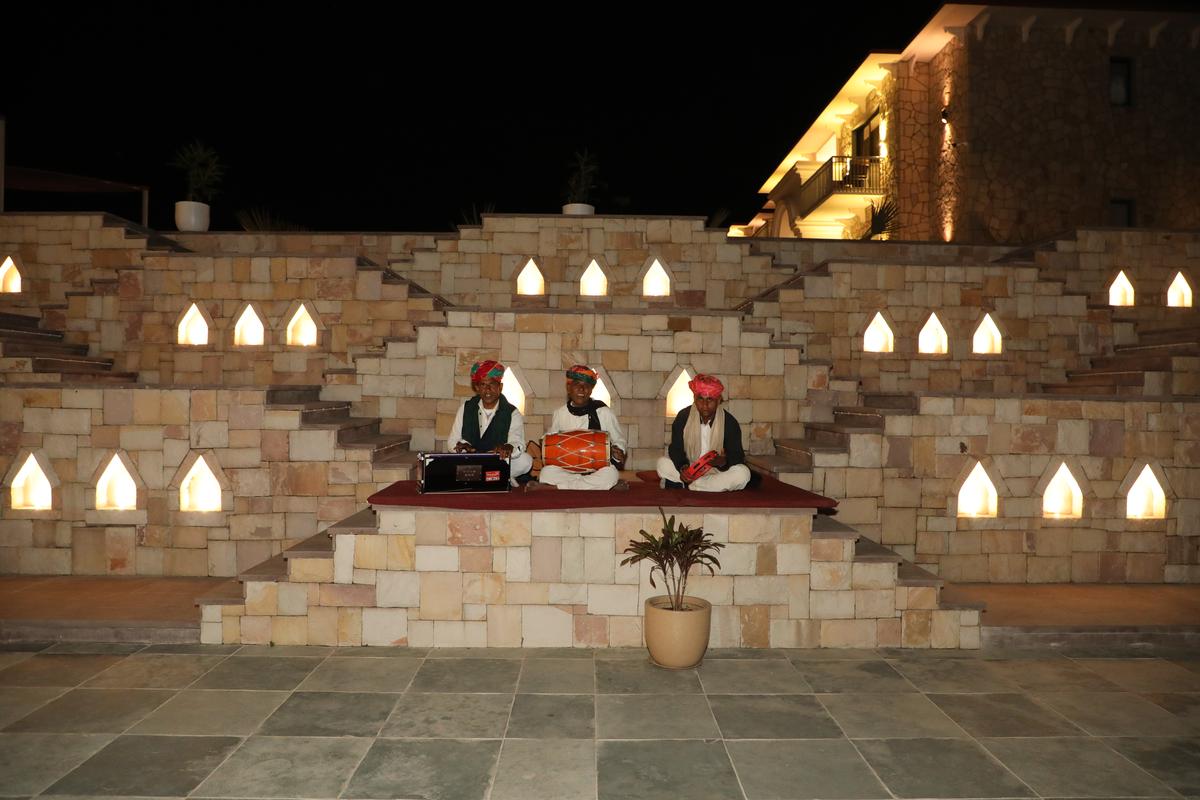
(417, 452, 511, 494)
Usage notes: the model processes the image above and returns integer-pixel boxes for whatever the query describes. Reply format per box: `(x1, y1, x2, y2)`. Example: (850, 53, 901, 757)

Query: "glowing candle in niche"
(233, 305, 265, 346)
(96, 455, 137, 511)
(973, 313, 1003, 354)
(287, 305, 318, 346)
(1126, 465, 1166, 520)
(11, 454, 52, 510)
(579, 260, 607, 296)
(180, 457, 222, 512)
(665, 370, 694, 416)
(1042, 463, 1082, 519)
(0, 256, 21, 293)
(1109, 271, 1135, 306)
(516, 259, 545, 295)
(918, 313, 948, 355)
(1167, 272, 1192, 308)
(863, 312, 894, 353)
(957, 462, 997, 518)
(642, 260, 671, 297)
(178, 304, 209, 345)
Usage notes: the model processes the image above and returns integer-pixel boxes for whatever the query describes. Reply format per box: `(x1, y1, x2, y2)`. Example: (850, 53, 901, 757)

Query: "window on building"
(1109, 58, 1132, 106)
(1107, 199, 1135, 228)
(853, 112, 882, 158)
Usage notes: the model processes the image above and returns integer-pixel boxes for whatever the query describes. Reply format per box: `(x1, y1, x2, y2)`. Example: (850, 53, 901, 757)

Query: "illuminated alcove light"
(863, 312, 894, 353)
(180, 457, 223, 512)
(177, 303, 209, 345)
(973, 313, 1003, 354)
(516, 259, 545, 296)
(1126, 465, 1166, 520)
(642, 260, 671, 297)
(1109, 271, 1135, 307)
(592, 376, 612, 407)
(580, 260, 608, 296)
(1167, 273, 1192, 308)
(287, 305, 318, 346)
(0, 256, 21, 293)
(96, 455, 137, 511)
(501, 367, 526, 414)
(957, 462, 998, 518)
(11, 454, 52, 510)
(665, 369, 694, 416)
(1042, 463, 1083, 519)
(233, 305, 265, 346)
(919, 313, 949, 355)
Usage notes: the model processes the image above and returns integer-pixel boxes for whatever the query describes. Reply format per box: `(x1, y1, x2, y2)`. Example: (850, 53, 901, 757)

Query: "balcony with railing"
(797, 156, 885, 219)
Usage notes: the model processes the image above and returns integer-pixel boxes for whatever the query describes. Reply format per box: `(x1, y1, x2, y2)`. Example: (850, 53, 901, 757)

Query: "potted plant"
(562, 148, 598, 215)
(171, 140, 224, 232)
(621, 508, 724, 668)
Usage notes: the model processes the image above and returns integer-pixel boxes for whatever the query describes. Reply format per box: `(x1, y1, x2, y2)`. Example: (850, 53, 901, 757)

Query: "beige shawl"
(682, 406, 726, 463)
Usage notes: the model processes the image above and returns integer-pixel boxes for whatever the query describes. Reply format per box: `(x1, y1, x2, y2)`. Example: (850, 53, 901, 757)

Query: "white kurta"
(656, 457, 751, 492)
(446, 402, 532, 478)
(539, 404, 626, 490)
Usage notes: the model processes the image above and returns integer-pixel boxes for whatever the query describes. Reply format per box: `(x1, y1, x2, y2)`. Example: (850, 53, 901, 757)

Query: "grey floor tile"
(140, 643, 241, 655)
(929, 693, 1085, 737)
(598, 739, 742, 800)
(491, 739, 595, 800)
(697, 659, 810, 694)
(46, 734, 240, 796)
(0, 686, 65, 728)
(1171, 659, 1200, 675)
(333, 646, 429, 658)
(344, 739, 501, 800)
(785, 648, 883, 661)
(296, 657, 419, 692)
(889, 657, 1022, 693)
(793, 659, 915, 693)
(1143, 693, 1200, 727)
(596, 694, 719, 739)
(593, 648, 653, 660)
(518, 659, 596, 694)
(426, 647, 529, 659)
(189, 656, 322, 690)
(984, 736, 1177, 797)
(878, 648, 982, 660)
(4, 688, 173, 733)
(0, 733, 113, 795)
(194, 735, 371, 798)
(232, 645, 333, 657)
(988, 657, 1124, 692)
(258, 691, 397, 737)
(709, 694, 843, 739)
(1078, 659, 1200, 693)
(43, 643, 145, 655)
(705, 648, 790, 659)
(83, 654, 226, 689)
(727, 739, 890, 799)
(1107, 736, 1200, 796)
(818, 692, 967, 739)
(0, 653, 33, 671)
(408, 658, 522, 693)
(0, 641, 52, 652)
(855, 737, 1034, 798)
(506, 694, 594, 739)
(382, 693, 512, 738)
(129, 690, 289, 736)
(1035, 691, 1198, 736)
(596, 659, 702, 694)
(0, 655, 125, 687)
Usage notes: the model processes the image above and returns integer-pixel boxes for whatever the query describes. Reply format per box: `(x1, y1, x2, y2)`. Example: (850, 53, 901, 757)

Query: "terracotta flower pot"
(643, 595, 712, 669)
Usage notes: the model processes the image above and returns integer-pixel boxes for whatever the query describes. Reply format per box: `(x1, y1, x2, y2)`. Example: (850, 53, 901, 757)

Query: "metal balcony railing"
(797, 156, 884, 219)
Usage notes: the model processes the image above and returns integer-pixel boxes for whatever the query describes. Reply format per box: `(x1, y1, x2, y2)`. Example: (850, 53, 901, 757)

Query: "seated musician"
(447, 360, 533, 482)
(532, 365, 627, 490)
(656, 373, 751, 492)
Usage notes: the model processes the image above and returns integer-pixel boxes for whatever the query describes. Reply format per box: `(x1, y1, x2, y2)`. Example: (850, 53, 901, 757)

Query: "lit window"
(957, 462, 997, 518)
(643, 260, 671, 297)
(918, 313, 948, 355)
(96, 455, 137, 511)
(1043, 463, 1083, 519)
(516, 259, 545, 296)
(233, 305, 265, 346)
(973, 314, 1003, 354)
(0, 256, 21, 293)
(863, 312, 894, 353)
(665, 369, 694, 416)
(178, 303, 209, 345)
(287, 305, 318, 346)
(1167, 273, 1193, 308)
(501, 367, 526, 414)
(592, 376, 612, 407)
(180, 456, 222, 512)
(11, 454, 51, 510)
(1126, 465, 1166, 520)
(1109, 271, 1135, 306)
(580, 260, 608, 296)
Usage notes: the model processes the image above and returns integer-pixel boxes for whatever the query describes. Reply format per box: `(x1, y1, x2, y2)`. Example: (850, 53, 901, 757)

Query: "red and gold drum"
(542, 431, 610, 473)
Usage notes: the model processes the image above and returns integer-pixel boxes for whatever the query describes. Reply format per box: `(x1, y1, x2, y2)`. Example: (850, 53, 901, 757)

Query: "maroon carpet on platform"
(368, 471, 836, 511)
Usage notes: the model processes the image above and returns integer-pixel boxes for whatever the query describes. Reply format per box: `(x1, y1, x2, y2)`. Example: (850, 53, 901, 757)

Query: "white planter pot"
(175, 201, 211, 232)
(562, 203, 595, 216)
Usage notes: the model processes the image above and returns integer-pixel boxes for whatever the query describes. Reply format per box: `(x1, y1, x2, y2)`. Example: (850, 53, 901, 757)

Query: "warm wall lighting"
(879, 116, 889, 159)
(516, 259, 545, 296)
(592, 376, 612, 407)
(665, 369, 694, 416)
(1127, 465, 1166, 520)
(1109, 271, 1135, 306)
(233, 305, 265, 346)
(643, 260, 671, 297)
(96, 455, 137, 511)
(1043, 463, 1083, 519)
(580, 259, 608, 296)
(287, 305, 318, 346)
(973, 314, 1003, 354)
(11, 454, 51, 510)
(919, 313, 949, 354)
(940, 107, 951, 124)
(0, 256, 21, 293)
(957, 462, 998, 518)
(1167, 272, 1193, 307)
(863, 312, 894, 353)
(178, 303, 209, 345)
(180, 456, 223, 512)
(501, 367, 526, 414)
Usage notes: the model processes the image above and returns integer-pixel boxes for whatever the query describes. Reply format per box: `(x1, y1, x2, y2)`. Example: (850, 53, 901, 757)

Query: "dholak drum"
(542, 431, 611, 474)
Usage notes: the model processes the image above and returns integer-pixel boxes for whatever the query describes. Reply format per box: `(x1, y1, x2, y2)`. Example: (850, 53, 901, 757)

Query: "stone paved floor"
(0, 642, 1197, 800)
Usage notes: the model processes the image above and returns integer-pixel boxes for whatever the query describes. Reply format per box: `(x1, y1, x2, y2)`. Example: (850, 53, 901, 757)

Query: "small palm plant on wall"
(171, 140, 225, 232)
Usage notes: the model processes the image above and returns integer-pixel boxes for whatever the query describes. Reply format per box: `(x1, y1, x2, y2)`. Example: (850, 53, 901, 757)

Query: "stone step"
(327, 507, 379, 534)
(803, 422, 881, 448)
(861, 393, 918, 411)
(0, 339, 90, 358)
(897, 562, 943, 587)
(811, 515, 858, 539)
(298, 401, 353, 424)
(372, 448, 418, 468)
(0, 325, 64, 343)
(854, 538, 903, 563)
(1090, 352, 1182, 371)
(195, 579, 244, 606)
(1136, 325, 1200, 346)
(746, 453, 812, 477)
(32, 355, 114, 373)
(265, 385, 322, 405)
(0, 311, 41, 329)
(238, 553, 287, 582)
(341, 432, 412, 461)
(1062, 369, 1146, 387)
(774, 438, 843, 468)
(284, 531, 334, 558)
(1037, 383, 1129, 397)
(1113, 338, 1200, 355)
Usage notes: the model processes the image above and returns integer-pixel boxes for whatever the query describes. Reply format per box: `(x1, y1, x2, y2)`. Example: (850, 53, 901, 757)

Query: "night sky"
(4, 4, 948, 232)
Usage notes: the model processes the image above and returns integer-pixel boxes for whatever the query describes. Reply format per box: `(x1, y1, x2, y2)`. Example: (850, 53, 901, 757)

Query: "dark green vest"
(462, 395, 515, 451)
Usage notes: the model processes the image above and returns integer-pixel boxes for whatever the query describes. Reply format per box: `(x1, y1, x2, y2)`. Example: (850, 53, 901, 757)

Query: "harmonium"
(416, 452, 511, 493)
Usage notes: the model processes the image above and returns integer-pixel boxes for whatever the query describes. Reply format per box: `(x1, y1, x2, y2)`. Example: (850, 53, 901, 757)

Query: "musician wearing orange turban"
(533, 365, 628, 490)
(656, 373, 751, 492)
(446, 360, 532, 481)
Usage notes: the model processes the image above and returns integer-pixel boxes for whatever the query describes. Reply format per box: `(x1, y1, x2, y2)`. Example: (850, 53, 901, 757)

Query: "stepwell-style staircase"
(0, 310, 138, 384)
